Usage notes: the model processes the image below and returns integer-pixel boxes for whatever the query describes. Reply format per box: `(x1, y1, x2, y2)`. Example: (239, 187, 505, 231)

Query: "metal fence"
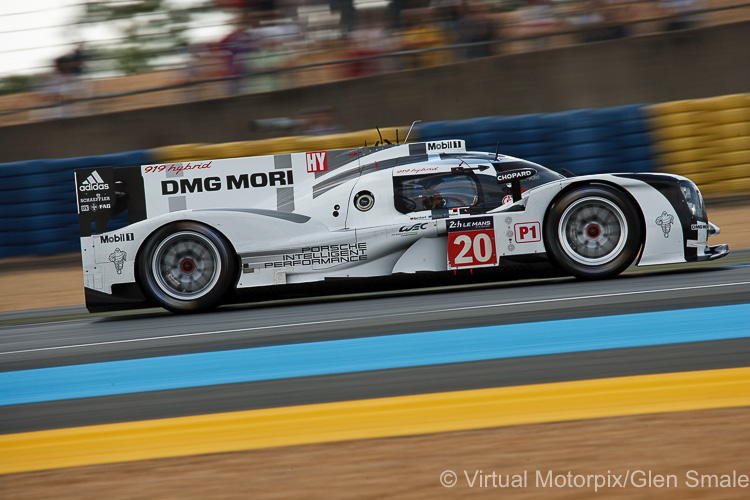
(0, 2, 749, 123)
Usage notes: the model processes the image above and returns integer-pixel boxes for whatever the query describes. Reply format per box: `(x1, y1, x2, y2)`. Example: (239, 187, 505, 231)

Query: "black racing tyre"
(138, 222, 236, 312)
(544, 184, 642, 279)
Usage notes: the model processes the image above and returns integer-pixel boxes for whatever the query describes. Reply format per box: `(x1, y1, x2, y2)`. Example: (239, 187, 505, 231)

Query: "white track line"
(2, 281, 750, 357)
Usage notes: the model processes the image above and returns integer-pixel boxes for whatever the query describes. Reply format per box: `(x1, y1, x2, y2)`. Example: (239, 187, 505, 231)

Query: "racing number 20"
(453, 233, 493, 264)
(448, 229, 496, 268)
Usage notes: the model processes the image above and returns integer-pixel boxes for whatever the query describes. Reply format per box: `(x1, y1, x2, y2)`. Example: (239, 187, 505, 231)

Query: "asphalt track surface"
(1, 252, 750, 435)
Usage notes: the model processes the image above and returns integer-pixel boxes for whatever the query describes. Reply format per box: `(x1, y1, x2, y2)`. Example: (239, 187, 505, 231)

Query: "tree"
(0, 75, 34, 96)
(76, 0, 213, 75)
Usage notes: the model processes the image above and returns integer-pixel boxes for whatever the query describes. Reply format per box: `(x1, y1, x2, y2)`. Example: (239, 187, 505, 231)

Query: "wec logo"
(79, 171, 109, 192)
(399, 223, 429, 232)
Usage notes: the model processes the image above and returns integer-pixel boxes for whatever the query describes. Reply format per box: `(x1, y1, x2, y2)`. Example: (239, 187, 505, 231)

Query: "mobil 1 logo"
(99, 232, 134, 244)
(447, 216, 497, 269)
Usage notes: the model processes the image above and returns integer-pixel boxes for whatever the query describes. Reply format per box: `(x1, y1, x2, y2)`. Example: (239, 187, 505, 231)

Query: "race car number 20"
(447, 217, 497, 269)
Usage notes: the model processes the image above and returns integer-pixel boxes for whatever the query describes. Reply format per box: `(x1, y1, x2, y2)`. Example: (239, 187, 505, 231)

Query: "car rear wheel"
(139, 222, 236, 312)
(544, 185, 642, 278)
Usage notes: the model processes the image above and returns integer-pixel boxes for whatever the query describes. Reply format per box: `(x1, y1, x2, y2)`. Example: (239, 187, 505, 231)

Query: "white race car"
(75, 139, 727, 312)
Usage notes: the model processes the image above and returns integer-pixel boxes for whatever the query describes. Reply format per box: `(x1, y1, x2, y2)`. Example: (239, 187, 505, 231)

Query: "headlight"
(679, 180, 705, 218)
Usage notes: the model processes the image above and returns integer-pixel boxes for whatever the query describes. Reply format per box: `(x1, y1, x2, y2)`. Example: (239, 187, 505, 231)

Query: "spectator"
(35, 53, 86, 119)
(69, 44, 87, 76)
(183, 42, 225, 100)
(331, 0, 356, 33)
(517, 0, 560, 50)
(219, 12, 255, 95)
(659, 0, 704, 30)
(343, 13, 395, 79)
(567, 1, 606, 42)
(246, 24, 295, 93)
(400, 8, 453, 69)
(456, 1, 496, 59)
(297, 106, 346, 136)
(568, 1, 629, 42)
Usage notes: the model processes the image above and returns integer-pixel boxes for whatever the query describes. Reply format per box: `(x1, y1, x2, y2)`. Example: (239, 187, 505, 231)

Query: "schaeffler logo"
(79, 171, 109, 192)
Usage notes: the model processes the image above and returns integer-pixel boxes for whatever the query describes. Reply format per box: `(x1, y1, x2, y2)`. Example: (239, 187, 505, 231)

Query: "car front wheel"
(544, 185, 642, 279)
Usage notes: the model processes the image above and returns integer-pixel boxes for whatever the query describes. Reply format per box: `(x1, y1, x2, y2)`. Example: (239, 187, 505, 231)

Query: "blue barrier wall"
(0, 151, 152, 259)
(417, 105, 657, 175)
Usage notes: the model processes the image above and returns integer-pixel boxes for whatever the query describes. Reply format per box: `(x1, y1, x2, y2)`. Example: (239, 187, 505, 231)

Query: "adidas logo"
(79, 171, 109, 192)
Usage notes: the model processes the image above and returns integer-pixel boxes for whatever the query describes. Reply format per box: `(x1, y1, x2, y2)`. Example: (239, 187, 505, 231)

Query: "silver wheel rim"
(558, 196, 628, 266)
(152, 231, 221, 300)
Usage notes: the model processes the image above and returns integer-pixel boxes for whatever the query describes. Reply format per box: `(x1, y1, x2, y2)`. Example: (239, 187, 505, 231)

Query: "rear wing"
(74, 166, 146, 237)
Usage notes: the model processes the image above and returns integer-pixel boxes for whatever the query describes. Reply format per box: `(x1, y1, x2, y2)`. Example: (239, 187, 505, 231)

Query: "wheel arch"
(134, 219, 242, 306)
(541, 179, 647, 270)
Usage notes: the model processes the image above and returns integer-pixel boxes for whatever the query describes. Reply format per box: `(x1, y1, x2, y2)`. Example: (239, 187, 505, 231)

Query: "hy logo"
(306, 152, 328, 173)
(79, 171, 109, 192)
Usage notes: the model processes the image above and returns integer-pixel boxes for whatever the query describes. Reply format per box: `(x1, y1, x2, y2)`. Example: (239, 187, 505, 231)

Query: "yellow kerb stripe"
(2, 367, 749, 474)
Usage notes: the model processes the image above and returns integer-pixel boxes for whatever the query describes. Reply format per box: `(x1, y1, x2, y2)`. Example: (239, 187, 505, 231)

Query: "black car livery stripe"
(312, 168, 361, 198)
(312, 154, 430, 198)
(614, 174, 701, 262)
(312, 145, 421, 180)
(196, 208, 311, 223)
(409, 143, 427, 155)
(312, 149, 360, 179)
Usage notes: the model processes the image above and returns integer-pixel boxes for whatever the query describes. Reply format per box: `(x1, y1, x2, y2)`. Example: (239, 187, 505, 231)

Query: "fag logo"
(79, 171, 109, 192)
(655, 211, 674, 238)
(306, 152, 328, 173)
